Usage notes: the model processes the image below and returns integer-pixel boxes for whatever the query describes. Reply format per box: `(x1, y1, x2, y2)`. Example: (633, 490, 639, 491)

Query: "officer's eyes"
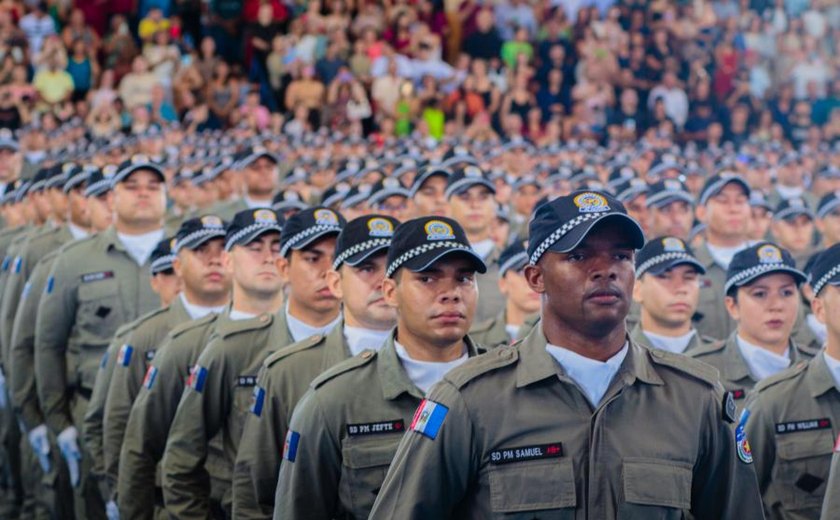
(458, 274, 475, 283)
(781, 288, 796, 297)
(567, 253, 584, 262)
(615, 253, 631, 261)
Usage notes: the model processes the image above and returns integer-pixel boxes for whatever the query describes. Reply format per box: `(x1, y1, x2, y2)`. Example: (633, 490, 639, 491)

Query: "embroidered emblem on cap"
(283, 191, 301, 202)
(662, 237, 685, 252)
(254, 209, 277, 224)
(382, 177, 401, 189)
(314, 209, 339, 226)
(757, 244, 783, 264)
(573, 192, 610, 213)
(664, 179, 682, 191)
(131, 154, 150, 164)
(464, 166, 483, 178)
(367, 217, 395, 237)
(103, 165, 118, 178)
(425, 220, 455, 241)
(201, 215, 224, 228)
(170, 238, 177, 249)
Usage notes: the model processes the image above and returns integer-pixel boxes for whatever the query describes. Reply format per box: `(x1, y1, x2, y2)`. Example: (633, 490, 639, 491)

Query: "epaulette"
(445, 345, 519, 389)
(169, 312, 219, 340)
(55, 232, 98, 255)
(688, 338, 726, 357)
(796, 340, 821, 358)
(131, 305, 171, 329)
(311, 349, 377, 389)
(753, 361, 807, 393)
(263, 334, 325, 369)
(216, 313, 274, 339)
(647, 347, 720, 388)
(113, 318, 143, 341)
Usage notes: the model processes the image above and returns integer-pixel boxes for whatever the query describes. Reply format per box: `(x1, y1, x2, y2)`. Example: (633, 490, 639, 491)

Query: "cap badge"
(314, 209, 339, 226)
(367, 217, 395, 237)
(169, 238, 177, 249)
(664, 179, 682, 191)
(284, 191, 301, 202)
(201, 215, 224, 228)
(383, 177, 401, 189)
(757, 244, 783, 264)
(131, 154, 150, 165)
(425, 220, 455, 241)
(103, 165, 118, 178)
(662, 237, 685, 252)
(254, 209, 277, 224)
(573, 192, 610, 213)
(464, 166, 483, 178)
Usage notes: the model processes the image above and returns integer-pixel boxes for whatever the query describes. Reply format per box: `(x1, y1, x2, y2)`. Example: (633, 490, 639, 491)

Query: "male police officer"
(370, 190, 764, 518)
(103, 217, 230, 507)
(35, 155, 167, 519)
(631, 236, 713, 353)
(743, 243, 840, 519)
(274, 216, 486, 520)
(162, 207, 344, 518)
(232, 214, 399, 518)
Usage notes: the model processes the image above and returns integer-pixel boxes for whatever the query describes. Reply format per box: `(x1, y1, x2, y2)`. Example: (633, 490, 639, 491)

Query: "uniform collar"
(265, 308, 294, 348)
(169, 294, 191, 324)
(806, 351, 837, 398)
(102, 226, 126, 253)
(720, 332, 755, 382)
(694, 241, 717, 270)
(322, 318, 351, 370)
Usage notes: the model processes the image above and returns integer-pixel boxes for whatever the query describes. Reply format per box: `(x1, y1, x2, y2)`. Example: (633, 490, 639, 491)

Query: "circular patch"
(253, 209, 278, 224)
(201, 215, 224, 228)
(757, 244, 783, 264)
(314, 209, 339, 226)
(425, 220, 455, 241)
(661, 237, 685, 252)
(736, 433, 753, 464)
(573, 192, 610, 213)
(367, 217, 395, 237)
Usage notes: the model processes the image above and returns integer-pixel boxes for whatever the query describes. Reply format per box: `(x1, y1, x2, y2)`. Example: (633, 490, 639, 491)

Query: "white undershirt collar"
(471, 239, 495, 260)
(179, 293, 226, 320)
(67, 222, 88, 240)
(643, 329, 696, 354)
(545, 341, 629, 407)
(394, 340, 469, 394)
(736, 334, 791, 381)
(117, 229, 165, 266)
(343, 325, 391, 356)
(285, 302, 342, 342)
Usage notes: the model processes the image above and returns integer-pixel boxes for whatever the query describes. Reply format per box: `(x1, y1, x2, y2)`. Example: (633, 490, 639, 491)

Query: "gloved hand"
(106, 500, 120, 520)
(0, 368, 7, 409)
(27, 423, 51, 473)
(57, 426, 81, 487)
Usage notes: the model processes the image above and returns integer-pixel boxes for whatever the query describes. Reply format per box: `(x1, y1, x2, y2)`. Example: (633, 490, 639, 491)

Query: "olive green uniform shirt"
(744, 353, 840, 519)
(232, 321, 351, 519)
(693, 242, 735, 341)
(274, 332, 483, 520)
(469, 310, 511, 350)
(475, 247, 504, 323)
(369, 325, 765, 519)
(0, 227, 35, 366)
(103, 297, 190, 496)
(822, 448, 840, 519)
(161, 311, 293, 519)
(117, 312, 221, 520)
(35, 227, 160, 435)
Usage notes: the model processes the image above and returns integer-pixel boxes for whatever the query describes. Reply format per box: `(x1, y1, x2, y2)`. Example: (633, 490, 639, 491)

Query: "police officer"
(212, 147, 279, 218)
(232, 214, 400, 518)
(103, 217, 230, 507)
(410, 165, 451, 218)
(770, 197, 816, 268)
(446, 164, 504, 322)
(35, 155, 167, 519)
(645, 178, 695, 240)
(693, 173, 753, 340)
(274, 216, 486, 519)
(161, 207, 344, 518)
(470, 241, 540, 349)
(370, 190, 764, 518)
(691, 242, 814, 414)
(744, 243, 840, 519)
(630, 236, 714, 353)
(816, 191, 840, 250)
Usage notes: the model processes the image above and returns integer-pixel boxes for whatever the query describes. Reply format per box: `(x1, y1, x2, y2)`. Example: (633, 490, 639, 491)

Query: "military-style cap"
(635, 236, 705, 277)
(648, 153, 683, 179)
(773, 197, 814, 221)
(44, 164, 66, 190)
(279, 206, 345, 257)
(192, 165, 217, 186)
(445, 164, 495, 199)
(341, 183, 373, 209)
(62, 163, 88, 192)
(84, 165, 115, 197)
(0, 128, 18, 151)
(607, 165, 638, 189)
(369, 178, 410, 207)
(699, 172, 750, 205)
(749, 191, 772, 211)
(28, 167, 51, 193)
(1, 180, 22, 205)
(385, 216, 486, 278)
(225, 208, 284, 251)
(172, 167, 199, 186)
(410, 166, 451, 197)
(724, 242, 806, 294)
(237, 145, 279, 169)
(817, 191, 840, 219)
(174, 215, 227, 253)
(322, 182, 352, 208)
(613, 178, 648, 203)
(112, 154, 166, 186)
(646, 179, 693, 208)
(332, 214, 399, 270)
(150, 237, 177, 274)
(809, 244, 840, 296)
(272, 189, 309, 212)
(498, 241, 529, 277)
(528, 190, 645, 266)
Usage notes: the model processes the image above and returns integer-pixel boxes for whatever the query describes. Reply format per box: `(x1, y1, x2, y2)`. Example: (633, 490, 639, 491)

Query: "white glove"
(27, 423, 51, 473)
(0, 368, 7, 409)
(57, 426, 81, 487)
(106, 500, 120, 520)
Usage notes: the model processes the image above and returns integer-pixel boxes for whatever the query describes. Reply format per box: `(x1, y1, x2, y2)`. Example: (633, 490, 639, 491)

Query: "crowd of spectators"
(0, 0, 835, 150)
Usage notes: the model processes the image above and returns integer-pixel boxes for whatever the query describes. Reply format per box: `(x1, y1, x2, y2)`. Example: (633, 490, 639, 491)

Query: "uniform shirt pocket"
(77, 278, 126, 340)
(340, 437, 400, 519)
(774, 430, 834, 512)
(620, 458, 692, 519)
(488, 459, 576, 518)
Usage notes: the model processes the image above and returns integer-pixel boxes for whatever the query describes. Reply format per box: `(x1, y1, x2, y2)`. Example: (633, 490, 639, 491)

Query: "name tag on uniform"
(81, 271, 115, 283)
(775, 418, 832, 435)
(730, 388, 746, 399)
(346, 420, 405, 437)
(489, 443, 564, 465)
(237, 375, 257, 387)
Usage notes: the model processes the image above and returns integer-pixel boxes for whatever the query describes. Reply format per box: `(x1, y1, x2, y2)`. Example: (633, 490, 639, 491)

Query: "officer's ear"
(523, 264, 545, 294)
(105, 191, 115, 213)
(221, 250, 234, 276)
(172, 254, 184, 279)
(632, 274, 644, 304)
(276, 254, 290, 284)
(326, 268, 342, 300)
(724, 293, 740, 321)
(382, 272, 398, 308)
(695, 203, 707, 224)
(812, 293, 827, 325)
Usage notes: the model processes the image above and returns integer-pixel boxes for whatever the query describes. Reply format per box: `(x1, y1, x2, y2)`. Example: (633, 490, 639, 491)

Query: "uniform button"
(362, 351, 373, 359)
(504, 349, 514, 359)
(259, 315, 269, 323)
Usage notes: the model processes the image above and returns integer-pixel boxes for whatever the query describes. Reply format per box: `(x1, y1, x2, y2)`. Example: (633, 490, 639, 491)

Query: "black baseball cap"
(279, 206, 345, 257)
(699, 172, 750, 205)
(84, 165, 115, 197)
(646, 179, 693, 209)
(528, 190, 645, 265)
(724, 242, 806, 294)
(174, 215, 227, 253)
(368, 178, 410, 207)
(150, 237, 177, 275)
(410, 165, 451, 197)
(385, 216, 486, 278)
(498, 241, 529, 277)
(112, 154, 166, 186)
(272, 189, 309, 212)
(225, 208, 284, 251)
(237, 145, 279, 169)
(613, 178, 648, 203)
(749, 191, 772, 211)
(809, 243, 840, 296)
(635, 236, 705, 277)
(62, 163, 88, 193)
(332, 214, 400, 270)
(444, 164, 495, 199)
(773, 197, 814, 221)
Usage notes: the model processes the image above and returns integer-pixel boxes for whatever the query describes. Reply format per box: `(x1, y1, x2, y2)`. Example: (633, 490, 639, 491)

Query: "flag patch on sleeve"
(189, 365, 208, 393)
(143, 366, 158, 389)
(12, 256, 21, 273)
(250, 386, 265, 417)
(117, 345, 134, 367)
(283, 430, 300, 462)
(45, 276, 54, 294)
(410, 399, 449, 440)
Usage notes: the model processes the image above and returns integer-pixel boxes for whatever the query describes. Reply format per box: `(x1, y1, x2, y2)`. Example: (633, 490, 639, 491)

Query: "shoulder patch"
(753, 361, 807, 393)
(311, 350, 377, 389)
(445, 345, 519, 389)
(263, 334, 326, 369)
(169, 313, 219, 339)
(647, 348, 721, 387)
(216, 314, 274, 339)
